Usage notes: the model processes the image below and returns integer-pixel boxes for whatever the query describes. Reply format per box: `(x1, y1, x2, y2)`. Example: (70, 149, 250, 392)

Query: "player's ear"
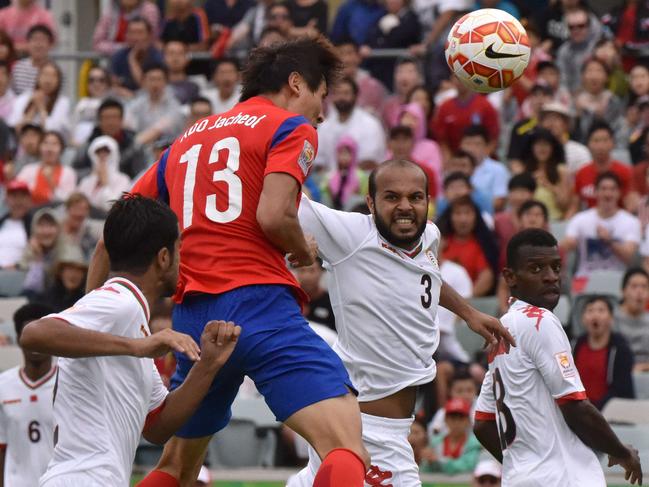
(366, 195, 375, 215)
(157, 246, 171, 272)
(502, 266, 516, 288)
(287, 71, 302, 97)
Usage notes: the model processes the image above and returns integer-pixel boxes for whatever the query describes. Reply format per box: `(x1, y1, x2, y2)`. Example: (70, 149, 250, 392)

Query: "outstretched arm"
(560, 400, 642, 485)
(20, 318, 201, 361)
(143, 321, 241, 444)
(439, 280, 515, 348)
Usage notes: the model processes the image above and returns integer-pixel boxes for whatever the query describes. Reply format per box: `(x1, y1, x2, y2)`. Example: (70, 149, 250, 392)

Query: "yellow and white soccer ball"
(445, 8, 531, 93)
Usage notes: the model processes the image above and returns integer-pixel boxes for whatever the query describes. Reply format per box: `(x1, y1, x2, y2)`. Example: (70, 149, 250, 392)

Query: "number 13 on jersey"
(179, 138, 243, 229)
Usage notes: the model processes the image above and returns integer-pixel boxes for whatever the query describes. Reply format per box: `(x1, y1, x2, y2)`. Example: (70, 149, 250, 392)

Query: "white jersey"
(39, 277, 169, 487)
(0, 365, 56, 487)
(475, 300, 605, 487)
(299, 196, 442, 401)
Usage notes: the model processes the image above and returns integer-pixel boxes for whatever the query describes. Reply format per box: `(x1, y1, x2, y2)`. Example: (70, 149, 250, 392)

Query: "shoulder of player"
(507, 302, 561, 333)
(86, 281, 144, 314)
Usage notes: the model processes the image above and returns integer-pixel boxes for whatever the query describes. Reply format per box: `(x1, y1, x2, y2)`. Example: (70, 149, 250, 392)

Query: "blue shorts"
(170, 284, 353, 438)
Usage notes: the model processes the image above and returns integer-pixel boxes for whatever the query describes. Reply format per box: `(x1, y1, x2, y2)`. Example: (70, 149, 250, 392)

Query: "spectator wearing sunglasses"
(556, 6, 600, 95)
(71, 66, 112, 146)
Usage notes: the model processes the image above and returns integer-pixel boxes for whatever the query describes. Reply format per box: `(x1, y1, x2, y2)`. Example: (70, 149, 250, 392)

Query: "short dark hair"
(536, 60, 558, 73)
(595, 170, 621, 190)
(583, 294, 613, 314)
(334, 39, 359, 50)
(143, 62, 168, 78)
(622, 267, 649, 290)
(43, 130, 66, 151)
(27, 24, 54, 43)
(450, 368, 475, 387)
(240, 35, 342, 102)
(587, 120, 614, 141)
(0, 61, 9, 74)
(368, 159, 428, 200)
(190, 95, 212, 109)
(14, 303, 54, 338)
(508, 172, 537, 193)
(443, 171, 471, 190)
(98, 98, 124, 117)
(128, 16, 152, 33)
(212, 56, 240, 74)
(389, 125, 413, 139)
(20, 123, 44, 137)
(451, 149, 477, 167)
(104, 194, 179, 274)
(395, 56, 421, 73)
(462, 124, 489, 143)
(336, 75, 359, 97)
(517, 199, 549, 222)
(506, 228, 557, 269)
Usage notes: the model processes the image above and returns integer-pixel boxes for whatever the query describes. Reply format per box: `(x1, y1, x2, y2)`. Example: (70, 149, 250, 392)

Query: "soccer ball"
(445, 8, 530, 93)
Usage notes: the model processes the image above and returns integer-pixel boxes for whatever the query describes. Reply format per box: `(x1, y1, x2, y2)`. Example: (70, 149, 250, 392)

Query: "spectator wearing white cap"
(0, 180, 32, 269)
(195, 465, 211, 486)
(77, 135, 132, 214)
(472, 459, 501, 487)
(539, 101, 591, 176)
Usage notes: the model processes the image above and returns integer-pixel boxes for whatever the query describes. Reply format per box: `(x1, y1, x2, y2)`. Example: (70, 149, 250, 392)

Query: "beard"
(334, 100, 354, 115)
(374, 211, 427, 249)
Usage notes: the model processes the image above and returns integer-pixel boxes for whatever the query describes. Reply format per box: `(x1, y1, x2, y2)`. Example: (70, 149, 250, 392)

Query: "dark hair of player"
(622, 267, 649, 290)
(508, 172, 537, 193)
(27, 24, 54, 43)
(240, 35, 342, 101)
(104, 194, 179, 275)
(14, 303, 55, 337)
(506, 228, 557, 270)
(98, 98, 124, 117)
(443, 171, 471, 190)
(595, 170, 621, 189)
(368, 159, 429, 201)
(582, 295, 613, 314)
(517, 200, 549, 222)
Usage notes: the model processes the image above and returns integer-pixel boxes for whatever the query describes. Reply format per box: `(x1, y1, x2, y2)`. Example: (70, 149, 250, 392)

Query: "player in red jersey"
(87, 37, 368, 487)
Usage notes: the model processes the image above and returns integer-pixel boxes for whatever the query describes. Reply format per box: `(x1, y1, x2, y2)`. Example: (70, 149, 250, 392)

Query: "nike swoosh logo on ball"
(484, 43, 524, 59)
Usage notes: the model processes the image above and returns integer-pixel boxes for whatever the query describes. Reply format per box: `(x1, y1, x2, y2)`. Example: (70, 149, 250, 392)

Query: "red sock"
(136, 470, 180, 487)
(313, 448, 366, 487)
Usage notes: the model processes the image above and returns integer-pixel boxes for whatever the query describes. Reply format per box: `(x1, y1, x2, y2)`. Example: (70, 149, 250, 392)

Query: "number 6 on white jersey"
(179, 138, 243, 229)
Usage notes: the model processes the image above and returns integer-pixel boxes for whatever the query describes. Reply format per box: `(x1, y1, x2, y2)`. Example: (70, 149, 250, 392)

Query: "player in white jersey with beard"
(474, 228, 642, 487)
(0, 303, 56, 487)
(20, 195, 241, 487)
(289, 159, 515, 486)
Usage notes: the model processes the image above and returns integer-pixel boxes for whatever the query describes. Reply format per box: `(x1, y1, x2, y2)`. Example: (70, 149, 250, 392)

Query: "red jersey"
(573, 160, 632, 208)
(132, 96, 316, 303)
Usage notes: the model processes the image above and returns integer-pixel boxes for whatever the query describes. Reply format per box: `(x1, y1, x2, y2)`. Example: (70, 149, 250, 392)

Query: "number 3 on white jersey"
(179, 138, 242, 229)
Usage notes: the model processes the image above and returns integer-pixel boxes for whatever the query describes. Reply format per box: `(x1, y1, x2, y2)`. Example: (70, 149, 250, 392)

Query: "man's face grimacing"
(503, 245, 561, 311)
(367, 164, 429, 249)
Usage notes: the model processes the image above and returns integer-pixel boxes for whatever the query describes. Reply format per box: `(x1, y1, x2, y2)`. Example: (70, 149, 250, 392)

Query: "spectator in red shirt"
(573, 295, 635, 410)
(572, 121, 634, 212)
(437, 195, 498, 296)
(431, 76, 500, 162)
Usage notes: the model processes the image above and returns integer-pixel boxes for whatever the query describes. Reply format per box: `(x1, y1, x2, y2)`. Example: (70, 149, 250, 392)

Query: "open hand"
(608, 445, 643, 485)
(134, 328, 201, 361)
(466, 309, 516, 349)
(200, 320, 241, 369)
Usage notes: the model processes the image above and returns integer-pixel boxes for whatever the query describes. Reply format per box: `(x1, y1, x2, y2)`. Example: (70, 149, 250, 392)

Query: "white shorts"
(287, 412, 421, 487)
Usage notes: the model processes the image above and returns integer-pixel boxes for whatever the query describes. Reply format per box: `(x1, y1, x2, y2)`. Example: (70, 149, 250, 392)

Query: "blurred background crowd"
(0, 0, 649, 479)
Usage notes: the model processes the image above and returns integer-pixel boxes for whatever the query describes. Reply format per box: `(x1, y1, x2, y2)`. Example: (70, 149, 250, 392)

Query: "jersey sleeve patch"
(554, 350, 577, 379)
(298, 139, 316, 176)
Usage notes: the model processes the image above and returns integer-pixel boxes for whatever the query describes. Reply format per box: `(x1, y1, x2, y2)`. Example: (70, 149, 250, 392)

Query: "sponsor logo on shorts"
(366, 465, 394, 487)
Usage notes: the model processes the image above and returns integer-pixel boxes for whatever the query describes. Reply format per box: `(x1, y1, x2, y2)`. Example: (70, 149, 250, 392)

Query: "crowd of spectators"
(1, 0, 649, 476)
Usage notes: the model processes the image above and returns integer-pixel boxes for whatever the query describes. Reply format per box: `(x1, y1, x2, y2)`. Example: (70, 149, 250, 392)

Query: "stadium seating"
(602, 398, 649, 425)
(633, 373, 649, 400)
(0, 270, 26, 298)
(581, 270, 624, 298)
(207, 395, 279, 468)
(0, 297, 28, 344)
